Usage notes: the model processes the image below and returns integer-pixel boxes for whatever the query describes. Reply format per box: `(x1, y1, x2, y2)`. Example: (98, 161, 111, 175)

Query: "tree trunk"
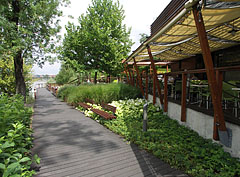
(11, 0, 26, 101)
(14, 51, 26, 100)
(108, 75, 111, 83)
(89, 72, 91, 83)
(94, 72, 97, 84)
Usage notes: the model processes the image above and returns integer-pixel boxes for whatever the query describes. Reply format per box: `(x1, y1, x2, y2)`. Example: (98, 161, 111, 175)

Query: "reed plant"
(57, 83, 142, 104)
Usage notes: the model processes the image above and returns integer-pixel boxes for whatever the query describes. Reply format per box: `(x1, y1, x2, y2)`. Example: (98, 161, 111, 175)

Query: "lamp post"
(143, 103, 148, 132)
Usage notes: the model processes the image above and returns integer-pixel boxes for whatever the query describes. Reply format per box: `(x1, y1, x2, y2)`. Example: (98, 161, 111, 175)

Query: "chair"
(222, 81, 239, 117)
(174, 81, 182, 100)
(199, 86, 211, 109)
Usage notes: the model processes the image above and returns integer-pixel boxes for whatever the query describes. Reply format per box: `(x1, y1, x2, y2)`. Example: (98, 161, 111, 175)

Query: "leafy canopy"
(0, 0, 69, 65)
(61, 0, 133, 76)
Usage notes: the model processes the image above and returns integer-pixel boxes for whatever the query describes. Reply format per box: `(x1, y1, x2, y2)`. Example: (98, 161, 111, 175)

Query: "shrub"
(58, 83, 142, 104)
(0, 94, 37, 176)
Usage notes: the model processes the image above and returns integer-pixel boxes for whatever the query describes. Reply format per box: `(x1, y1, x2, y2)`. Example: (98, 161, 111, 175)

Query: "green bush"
(81, 98, 240, 177)
(57, 83, 142, 104)
(0, 94, 37, 177)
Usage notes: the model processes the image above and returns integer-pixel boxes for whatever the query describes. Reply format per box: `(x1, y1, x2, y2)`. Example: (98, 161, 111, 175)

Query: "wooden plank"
(33, 88, 188, 177)
(164, 74, 168, 112)
(181, 73, 187, 122)
(193, 5, 226, 131)
(133, 58, 145, 98)
(147, 45, 164, 105)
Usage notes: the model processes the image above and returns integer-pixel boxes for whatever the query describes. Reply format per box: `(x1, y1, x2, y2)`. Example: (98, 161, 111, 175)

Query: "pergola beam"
(127, 66, 134, 86)
(181, 73, 187, 122)
(124, 64, 130, 85)
(133, 57, 145, 98)
(164, 74, 168, 112)
(147, 45, 164, 106)
(193, 5, 226, 132)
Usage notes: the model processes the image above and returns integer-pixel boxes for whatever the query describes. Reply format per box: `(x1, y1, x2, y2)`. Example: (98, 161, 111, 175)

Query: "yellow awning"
(127, 0, 240, 63)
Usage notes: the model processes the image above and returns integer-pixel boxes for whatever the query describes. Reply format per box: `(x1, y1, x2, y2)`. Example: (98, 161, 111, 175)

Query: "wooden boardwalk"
(32, 88, 188, 177)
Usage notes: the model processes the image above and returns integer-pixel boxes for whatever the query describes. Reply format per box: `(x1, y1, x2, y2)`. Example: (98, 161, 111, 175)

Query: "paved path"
(32, 88, 188, 177)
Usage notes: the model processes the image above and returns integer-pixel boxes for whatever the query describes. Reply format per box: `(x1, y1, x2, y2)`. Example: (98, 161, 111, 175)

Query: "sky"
(32, 0, 171, 75)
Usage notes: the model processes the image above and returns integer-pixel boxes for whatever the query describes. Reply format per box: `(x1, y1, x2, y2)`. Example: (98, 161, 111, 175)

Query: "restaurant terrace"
(123, 0, 240, 158)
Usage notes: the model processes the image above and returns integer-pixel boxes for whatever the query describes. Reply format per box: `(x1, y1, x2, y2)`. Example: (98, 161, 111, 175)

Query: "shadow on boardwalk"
(32, 88, 188, 177)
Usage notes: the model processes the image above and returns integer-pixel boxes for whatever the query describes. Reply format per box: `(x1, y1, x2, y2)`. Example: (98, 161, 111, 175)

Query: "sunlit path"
(32, 88, 188, 177)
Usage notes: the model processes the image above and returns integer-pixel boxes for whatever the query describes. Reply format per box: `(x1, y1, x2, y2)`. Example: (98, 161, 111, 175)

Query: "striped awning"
(126, 0, 240, 63)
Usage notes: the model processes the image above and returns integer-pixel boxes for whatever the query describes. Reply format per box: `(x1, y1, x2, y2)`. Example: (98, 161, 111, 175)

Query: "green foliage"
(0, 57, 15, 94)
(81, 98, 240, 177)
(139, 33, 149, 43)
(0, 0, 69, 97)
(61, 0, 133, 76)
(0, 94, 36, 176)
(57, 83, 142, 104)
(55, 64, 76, 85)
(47, 78, 56, 84)
(0, 56, 33, 96)
(0, 0, 69, 64)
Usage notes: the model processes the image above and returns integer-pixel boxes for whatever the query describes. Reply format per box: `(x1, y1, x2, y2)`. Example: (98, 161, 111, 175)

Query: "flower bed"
(78, 98, 240, 177)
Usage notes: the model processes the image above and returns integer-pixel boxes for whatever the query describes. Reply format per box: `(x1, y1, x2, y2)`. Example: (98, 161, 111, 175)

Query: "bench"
(101, 102, 117, 115)
(91, 102, 117, 120)
(78, 98, 95, 109)
(52, 87, 58, 97)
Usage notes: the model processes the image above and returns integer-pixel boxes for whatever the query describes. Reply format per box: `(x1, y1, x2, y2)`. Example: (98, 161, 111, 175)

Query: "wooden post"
(133, 57, 145, 98)
(153, 73, 156, 105)
(124, 65, 130, 84)
(127, 66, 134, 86)
(145, 69, 149, 100)
(167, 65, 169, 72)
(132, 65, 135, 87)
(147, 45, 164, 106)
(193, 5, 226, 131)
(213, 70, 223, 140)
(181, 73, 187, 122)
(164, 74, 168, 112)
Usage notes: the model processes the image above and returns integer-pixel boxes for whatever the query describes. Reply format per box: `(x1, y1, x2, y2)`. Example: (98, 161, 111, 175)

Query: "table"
(191, 84, 209, 108)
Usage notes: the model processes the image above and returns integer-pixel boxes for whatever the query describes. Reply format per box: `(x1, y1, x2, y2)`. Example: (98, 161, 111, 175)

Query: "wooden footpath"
(32, 88, 188, 177)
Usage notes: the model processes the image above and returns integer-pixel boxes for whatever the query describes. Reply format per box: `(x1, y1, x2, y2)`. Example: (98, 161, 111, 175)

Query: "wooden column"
(127, 66, 134, 86)
(213, 70, 223, 140)
(145, 69, 149, 100)
(124, 65, 130, 84)
(147, 45, 164, 105)
(164, 74, 168, 112)
(181, 73, 187, 122)
(153, 73, 156, 104)
(133, 58, 145, 98)
(193, 6, 226, 131)
(132, 65, 135, 87)
(166, 65, 169, 72)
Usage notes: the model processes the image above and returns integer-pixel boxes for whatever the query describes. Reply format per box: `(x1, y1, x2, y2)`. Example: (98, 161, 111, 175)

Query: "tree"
(0, 0, 69, 99)
(55, 64, 75, 85)
(61, 0, 133, 83)
(0, 55, 33, 95)
(139, 33, 149, 43)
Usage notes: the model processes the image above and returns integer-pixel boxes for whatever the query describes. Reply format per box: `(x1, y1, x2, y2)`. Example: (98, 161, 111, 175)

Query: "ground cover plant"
(79, 98, 240, 177)
(0, 94, 38, 177)
(57, 83, 142, 104)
